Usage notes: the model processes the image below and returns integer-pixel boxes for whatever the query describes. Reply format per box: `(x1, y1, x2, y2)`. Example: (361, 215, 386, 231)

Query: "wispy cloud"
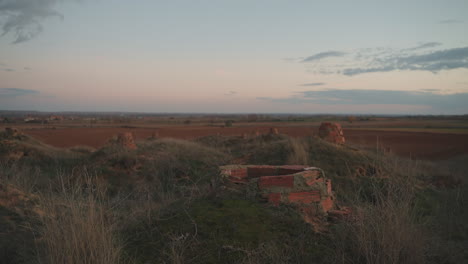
(405, 42, 442, 51)
(298, 43, 468, 76)
(342, 46, 468, 75)
(257, 89, 468, 112)
(439, 19, 463, 24)
(2, 68, 15, 72)
(0, 88, 39, 97)
(302, 51, 346, 62)
(225, 91, 237, 96)
(0, 0, 72, 43)
(299, 82, 325, 86)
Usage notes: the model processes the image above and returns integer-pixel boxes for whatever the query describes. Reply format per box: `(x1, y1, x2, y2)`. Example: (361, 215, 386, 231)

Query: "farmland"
(7, 116, 468, 160)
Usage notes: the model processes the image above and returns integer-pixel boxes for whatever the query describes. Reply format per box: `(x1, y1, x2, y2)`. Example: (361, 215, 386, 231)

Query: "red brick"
(258, 175, 294, 189)
(326, 180, 332, 195)
(302, 170, 323, 186)
(267, 193, 282, 206)
(288, 191, 321, 204)
(229, 169, 248, 179)
(328, 207, 352, 222)
(318, 122, 345, 144)
(320, 196, 334, 212)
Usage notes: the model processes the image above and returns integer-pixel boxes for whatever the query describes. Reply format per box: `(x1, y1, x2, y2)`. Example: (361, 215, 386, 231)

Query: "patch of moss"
(123, 197, 332, 264)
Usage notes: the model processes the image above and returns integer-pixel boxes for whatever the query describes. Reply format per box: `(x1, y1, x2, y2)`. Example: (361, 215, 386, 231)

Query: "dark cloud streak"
(0, 0, 67, 43)
(0, 88, 39, 97)
(302, 51, 346, 62)
(342, 46, 468, 75)
(300, 82, 325, 86)
(406, 42, 442, 51)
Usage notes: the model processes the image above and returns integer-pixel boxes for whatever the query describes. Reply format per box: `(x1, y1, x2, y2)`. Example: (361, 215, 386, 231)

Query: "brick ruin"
(115, 132, 137, 150)
(3, 127, 23, 138)
(318, 122, 345, 144)
(269, 128, 279, 135)
(220, 165, 347, 230)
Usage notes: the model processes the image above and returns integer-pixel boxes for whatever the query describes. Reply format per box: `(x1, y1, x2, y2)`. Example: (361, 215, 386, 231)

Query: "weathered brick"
(320, 196, 334, 212)
(116, 132, 137, 149)
(258, 175, 294, 189)
(326, 180, 332, 195)
(288, 191, 321, 204)
(219, 164, 338, 232)
(318, 122, 345, 144)
(301, 170, 323, 186)
(328, 207, 352, 222)
(229, 169, 248, 179)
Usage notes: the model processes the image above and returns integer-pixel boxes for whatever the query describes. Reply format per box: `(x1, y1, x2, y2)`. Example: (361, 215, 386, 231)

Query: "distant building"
(24, 117, 37, 123)
(48, 115, 64, 121)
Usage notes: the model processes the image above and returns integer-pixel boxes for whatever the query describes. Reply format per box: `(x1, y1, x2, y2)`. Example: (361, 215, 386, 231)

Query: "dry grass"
(0, 161, 42, 193)
(331, 170, 426, 264)
(286, 137, 310, 165)
(36, 169, 125, 264)
(2, 134, 466, 264)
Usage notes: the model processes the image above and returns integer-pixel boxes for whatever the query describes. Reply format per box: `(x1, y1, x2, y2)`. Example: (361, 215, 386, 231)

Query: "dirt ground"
(13, 125, 468, 161)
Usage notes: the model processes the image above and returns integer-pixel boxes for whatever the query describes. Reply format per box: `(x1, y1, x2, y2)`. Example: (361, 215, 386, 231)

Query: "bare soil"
(15, 125, 468, 160)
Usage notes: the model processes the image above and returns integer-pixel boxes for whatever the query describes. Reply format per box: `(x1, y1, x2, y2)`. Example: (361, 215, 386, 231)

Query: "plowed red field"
(19, 126, 468, 160)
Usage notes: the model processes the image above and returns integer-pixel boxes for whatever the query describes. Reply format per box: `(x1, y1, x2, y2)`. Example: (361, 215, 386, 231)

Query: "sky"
(1, 0, 467, 114)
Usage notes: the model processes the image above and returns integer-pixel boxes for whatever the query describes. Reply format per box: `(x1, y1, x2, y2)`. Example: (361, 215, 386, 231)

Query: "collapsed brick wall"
(3, 127, 23, 139)
(318, 122, 345, 144)
(116, 132, 137, 149)
(220, 165, 336, 228)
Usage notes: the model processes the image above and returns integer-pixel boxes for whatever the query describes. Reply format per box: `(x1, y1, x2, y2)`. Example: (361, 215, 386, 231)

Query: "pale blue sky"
(1, 0, 467, 114)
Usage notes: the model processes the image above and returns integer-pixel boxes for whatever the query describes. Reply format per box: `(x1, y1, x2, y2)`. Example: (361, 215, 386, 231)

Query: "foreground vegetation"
(0, 131, 467, 263)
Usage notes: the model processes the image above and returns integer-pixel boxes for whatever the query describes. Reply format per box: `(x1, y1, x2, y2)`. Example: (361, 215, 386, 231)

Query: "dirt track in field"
(18, 125, 468, 160)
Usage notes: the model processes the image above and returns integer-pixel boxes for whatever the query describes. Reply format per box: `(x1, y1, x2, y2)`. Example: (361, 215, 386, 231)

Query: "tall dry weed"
(287, 138, 310, 165)
(332, 169, 426, 264)
(37, 169, 125, 264)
